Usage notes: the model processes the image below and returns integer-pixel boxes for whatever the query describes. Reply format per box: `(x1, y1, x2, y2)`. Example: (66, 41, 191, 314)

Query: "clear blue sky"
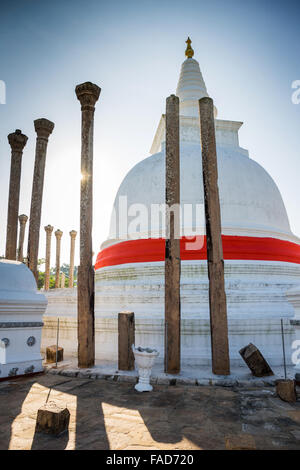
(0, 0, 299, 266)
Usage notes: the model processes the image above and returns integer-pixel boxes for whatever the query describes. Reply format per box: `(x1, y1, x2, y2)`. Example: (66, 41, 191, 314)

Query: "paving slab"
(0, 373, 299, 450)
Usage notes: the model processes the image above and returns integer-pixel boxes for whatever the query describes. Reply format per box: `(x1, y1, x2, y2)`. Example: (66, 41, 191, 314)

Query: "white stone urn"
(132, 345, 159, 392)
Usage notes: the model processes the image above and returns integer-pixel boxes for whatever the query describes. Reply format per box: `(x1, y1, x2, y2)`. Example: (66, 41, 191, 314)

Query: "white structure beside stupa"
(0, 260, 47, 379)
(43, 40, 300, 368)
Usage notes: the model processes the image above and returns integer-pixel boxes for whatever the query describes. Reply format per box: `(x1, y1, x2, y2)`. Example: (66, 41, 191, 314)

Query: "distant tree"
(60, 263, 70, 276)
(60, 263, 78, 287)
(37, 261, 78, 289)
(37, 271, 45, 290)
(37, 258, 45, 290)
(60, 263, 78, 278)
(49, 275, 56, 289)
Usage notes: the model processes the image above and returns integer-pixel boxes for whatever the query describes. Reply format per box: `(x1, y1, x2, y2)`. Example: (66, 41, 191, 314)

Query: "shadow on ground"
(0, 373, 299, 450)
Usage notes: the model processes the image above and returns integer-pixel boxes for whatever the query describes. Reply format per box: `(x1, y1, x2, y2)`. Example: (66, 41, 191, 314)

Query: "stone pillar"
(165, 94, 181, 374)
(17, 214, 28, 262)
(75, 81, 101, 368)
(54, 229, 63, 289)
(69, 230, 77, 288)
(27, 119, 54, 281)
(199, 97, 230, 375)
(60, 272, 65, 289)
(44, 225, 53, 291)
(5, 130, 28, 260)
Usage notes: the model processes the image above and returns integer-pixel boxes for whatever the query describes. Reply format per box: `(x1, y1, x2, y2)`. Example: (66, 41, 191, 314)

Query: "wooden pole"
(199, 96, 230, 375)
(118, 311, 135, 371)
(164, 94, 181, 374)
(75, 82, 101, 368)
(281, 319, 287, 380)
(6, 130, 28, 260)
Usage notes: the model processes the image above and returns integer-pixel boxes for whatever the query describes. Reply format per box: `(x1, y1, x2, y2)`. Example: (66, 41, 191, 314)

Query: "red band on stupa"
(95, 235, 300, 270)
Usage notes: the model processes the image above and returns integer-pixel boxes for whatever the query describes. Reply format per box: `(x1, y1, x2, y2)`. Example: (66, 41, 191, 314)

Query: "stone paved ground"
(0, 373, 299, 450)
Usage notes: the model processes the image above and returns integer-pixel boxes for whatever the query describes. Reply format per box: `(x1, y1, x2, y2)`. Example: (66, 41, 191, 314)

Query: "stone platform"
(44, 357, 296, 388)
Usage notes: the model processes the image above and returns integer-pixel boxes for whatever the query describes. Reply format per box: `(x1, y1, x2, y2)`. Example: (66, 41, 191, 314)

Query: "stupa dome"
(106, 131, 293, 244)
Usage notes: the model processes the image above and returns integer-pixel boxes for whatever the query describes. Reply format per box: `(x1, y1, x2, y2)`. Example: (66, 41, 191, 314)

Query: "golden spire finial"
(185, 37, 194, 58)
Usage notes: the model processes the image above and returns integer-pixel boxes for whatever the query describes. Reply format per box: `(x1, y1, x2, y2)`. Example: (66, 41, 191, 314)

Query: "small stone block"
(225, 434, 256, 450)
(215, 379, 237, 387)
(35, 401, 70, 436)
(62, 369, 78, 378)
(46, 345, 64, 363)
(78, 369, 92, 378)
(157, 376, 171, 385)
(239, 343, 273, 377)
(196, 379, 210, 386)
(276, 379, 297, 403)
(48, 368, 61, 375)
(176, 378, 196, 386)
(117, 375, 138, 383)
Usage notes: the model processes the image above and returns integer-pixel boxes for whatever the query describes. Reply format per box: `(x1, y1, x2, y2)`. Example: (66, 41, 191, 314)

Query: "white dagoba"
(43, 39, 300, 368)
(94, 39, 300, 367)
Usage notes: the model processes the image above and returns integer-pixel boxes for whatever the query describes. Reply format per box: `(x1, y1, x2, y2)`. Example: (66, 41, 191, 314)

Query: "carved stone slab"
(276, 379, 297, 403)
(46, 345, 64, 363)
(36, 401, 70, 436)
(239, 343, 273, 377)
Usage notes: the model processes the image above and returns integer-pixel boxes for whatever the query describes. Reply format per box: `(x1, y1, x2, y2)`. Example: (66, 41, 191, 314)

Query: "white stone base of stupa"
(41, 259, 300, 368)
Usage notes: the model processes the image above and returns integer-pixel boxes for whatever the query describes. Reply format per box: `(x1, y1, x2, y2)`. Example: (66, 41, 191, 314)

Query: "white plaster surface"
(0, 260, 47, 378)
(42, 259, 300, 368)
(107, 141, 294, 243)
